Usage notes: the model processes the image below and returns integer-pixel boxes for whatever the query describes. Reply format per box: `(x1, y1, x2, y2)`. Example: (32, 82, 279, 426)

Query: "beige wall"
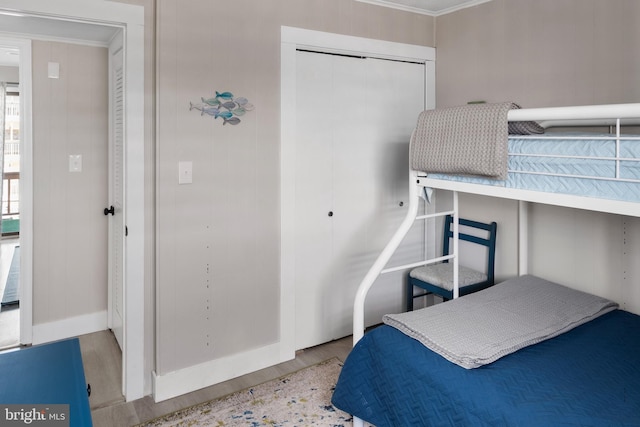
(31, 41, 108, 325)
(155, 0, 434, 375)
(435, 0, 640, 109)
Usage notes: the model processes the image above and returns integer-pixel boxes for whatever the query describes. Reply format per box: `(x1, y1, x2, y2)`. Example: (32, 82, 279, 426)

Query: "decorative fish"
(190, 102, 219, 117)
(201, 107, 219, 117)
(223, 117, 241, 125)
(215, 110, 233, 119)
(221, 101, 237, 110)
(215, 91, 234, 100)
(191, 92, 253, 126)
(201, 97, 220, 106)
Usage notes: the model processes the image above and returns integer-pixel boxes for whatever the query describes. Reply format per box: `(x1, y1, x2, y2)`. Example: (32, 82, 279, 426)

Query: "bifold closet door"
(295, 50, 425, 350)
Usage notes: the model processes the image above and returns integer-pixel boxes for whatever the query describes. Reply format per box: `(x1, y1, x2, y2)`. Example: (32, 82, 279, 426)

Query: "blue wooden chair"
(406, 215, 497, 311)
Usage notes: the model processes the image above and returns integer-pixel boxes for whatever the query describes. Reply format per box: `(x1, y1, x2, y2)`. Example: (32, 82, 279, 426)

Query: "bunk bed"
(330, 102, 640, 427)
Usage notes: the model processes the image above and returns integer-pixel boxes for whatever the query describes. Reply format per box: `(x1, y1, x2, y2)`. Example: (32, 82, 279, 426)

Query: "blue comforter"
(332, 310, 640, 427)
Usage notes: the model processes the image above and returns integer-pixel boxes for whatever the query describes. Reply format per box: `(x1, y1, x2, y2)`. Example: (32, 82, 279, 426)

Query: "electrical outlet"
(69, 154, 82, 172)
(178, 161, 192, 184)
(48, 62, 60, 79)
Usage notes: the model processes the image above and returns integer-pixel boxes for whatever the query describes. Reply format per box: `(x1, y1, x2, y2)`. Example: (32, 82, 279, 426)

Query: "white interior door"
(294, 50, 426, 350)
(107, 34, 125, 350)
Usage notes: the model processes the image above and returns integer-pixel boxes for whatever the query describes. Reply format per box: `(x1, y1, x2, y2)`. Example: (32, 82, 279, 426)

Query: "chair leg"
(406, 281, 414, 312)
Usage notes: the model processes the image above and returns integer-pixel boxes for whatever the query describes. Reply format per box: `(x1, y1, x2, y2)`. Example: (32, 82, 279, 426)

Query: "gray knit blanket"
(383, 275, 618, 369)
(410, 102, 518, 179)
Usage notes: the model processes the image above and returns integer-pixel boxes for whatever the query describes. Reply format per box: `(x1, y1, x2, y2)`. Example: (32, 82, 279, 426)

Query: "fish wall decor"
(189, 91, 254, 125)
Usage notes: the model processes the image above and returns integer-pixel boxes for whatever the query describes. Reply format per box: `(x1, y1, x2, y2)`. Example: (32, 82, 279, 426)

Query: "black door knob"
(104, 205, 115, 216)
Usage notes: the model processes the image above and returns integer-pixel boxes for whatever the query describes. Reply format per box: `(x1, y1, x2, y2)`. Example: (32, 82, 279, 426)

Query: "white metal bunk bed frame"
(353, 102, 640, 339)
(351, 101, 640, 426)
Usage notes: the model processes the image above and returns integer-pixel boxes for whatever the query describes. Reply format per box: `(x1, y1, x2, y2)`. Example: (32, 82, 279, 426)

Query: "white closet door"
(295, 51, 425, 349)
(294, 51, 335, 350)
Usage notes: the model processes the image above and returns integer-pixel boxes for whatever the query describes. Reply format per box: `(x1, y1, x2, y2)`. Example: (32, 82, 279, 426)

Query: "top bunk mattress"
(423, 132, 640, 204)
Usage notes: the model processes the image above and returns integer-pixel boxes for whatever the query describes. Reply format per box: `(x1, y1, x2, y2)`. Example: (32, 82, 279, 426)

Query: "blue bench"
(0, 338, 92, 426)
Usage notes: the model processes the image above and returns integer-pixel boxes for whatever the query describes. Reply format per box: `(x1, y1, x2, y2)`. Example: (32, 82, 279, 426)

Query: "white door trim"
(0, 0, 146, 401)
(0, 36, 33, 346)
(280, 26, 435, 355)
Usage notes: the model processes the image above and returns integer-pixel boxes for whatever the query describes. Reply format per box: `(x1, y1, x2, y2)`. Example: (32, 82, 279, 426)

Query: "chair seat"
(409, 263, 488, 292)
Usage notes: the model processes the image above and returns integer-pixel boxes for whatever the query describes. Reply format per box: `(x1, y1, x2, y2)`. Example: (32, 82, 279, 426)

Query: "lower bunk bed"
(332, 275, 640, 426)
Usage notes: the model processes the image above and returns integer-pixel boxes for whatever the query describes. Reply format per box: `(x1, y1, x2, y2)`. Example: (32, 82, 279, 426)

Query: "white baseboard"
(152, 342, 294, 402)
(32, 310, 108, 345)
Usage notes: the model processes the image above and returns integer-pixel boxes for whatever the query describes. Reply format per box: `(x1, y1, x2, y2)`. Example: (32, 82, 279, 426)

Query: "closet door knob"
(328, 211, 334, 217)
(104, 205, 115, 216)
(399, 201, 404, 207)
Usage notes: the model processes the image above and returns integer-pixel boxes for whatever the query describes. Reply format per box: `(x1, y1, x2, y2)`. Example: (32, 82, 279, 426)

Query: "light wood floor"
(82, 330, 353, 427)
(0, 237, 19, 349)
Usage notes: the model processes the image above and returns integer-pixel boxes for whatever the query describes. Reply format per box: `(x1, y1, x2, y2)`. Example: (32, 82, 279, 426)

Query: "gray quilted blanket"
(410, 102, 517, 179)
(383, 275, 618, 369)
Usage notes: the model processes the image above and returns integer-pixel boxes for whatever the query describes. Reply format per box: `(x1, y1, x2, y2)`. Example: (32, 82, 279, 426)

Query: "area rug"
(1, 246, 19, 308)
(136, 358, 361, 427)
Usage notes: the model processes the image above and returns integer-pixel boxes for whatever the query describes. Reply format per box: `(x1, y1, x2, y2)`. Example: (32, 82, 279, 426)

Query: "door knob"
(104, 205, 115, 216)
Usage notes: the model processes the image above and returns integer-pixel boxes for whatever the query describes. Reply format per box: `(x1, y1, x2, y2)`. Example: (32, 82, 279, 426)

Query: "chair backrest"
(442, 215, 498, 283)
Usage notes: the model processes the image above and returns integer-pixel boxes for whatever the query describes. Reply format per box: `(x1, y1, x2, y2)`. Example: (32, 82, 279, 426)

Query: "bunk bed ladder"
(353, 170, 461, 345)
(351, 171, 460, 427)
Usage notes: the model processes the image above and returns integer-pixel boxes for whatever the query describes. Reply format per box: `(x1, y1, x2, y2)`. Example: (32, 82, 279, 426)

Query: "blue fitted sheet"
(331, 310, 640, 427)
(427, 133, 640, 203)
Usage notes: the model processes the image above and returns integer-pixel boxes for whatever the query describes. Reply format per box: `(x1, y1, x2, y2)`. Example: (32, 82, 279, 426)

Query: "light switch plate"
(178, 161, 193, 184)
(69, 154, 82, 172)
(48, 62, 60, 79)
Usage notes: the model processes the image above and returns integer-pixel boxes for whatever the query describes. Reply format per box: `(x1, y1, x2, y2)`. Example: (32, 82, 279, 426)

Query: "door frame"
(0, 35, 32, 346)
(0, 0, 146, 401)
(280, 26, 435, 354)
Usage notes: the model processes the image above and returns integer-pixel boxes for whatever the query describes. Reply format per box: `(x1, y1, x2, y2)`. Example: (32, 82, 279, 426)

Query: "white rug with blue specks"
(137, 358, 358, 426)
